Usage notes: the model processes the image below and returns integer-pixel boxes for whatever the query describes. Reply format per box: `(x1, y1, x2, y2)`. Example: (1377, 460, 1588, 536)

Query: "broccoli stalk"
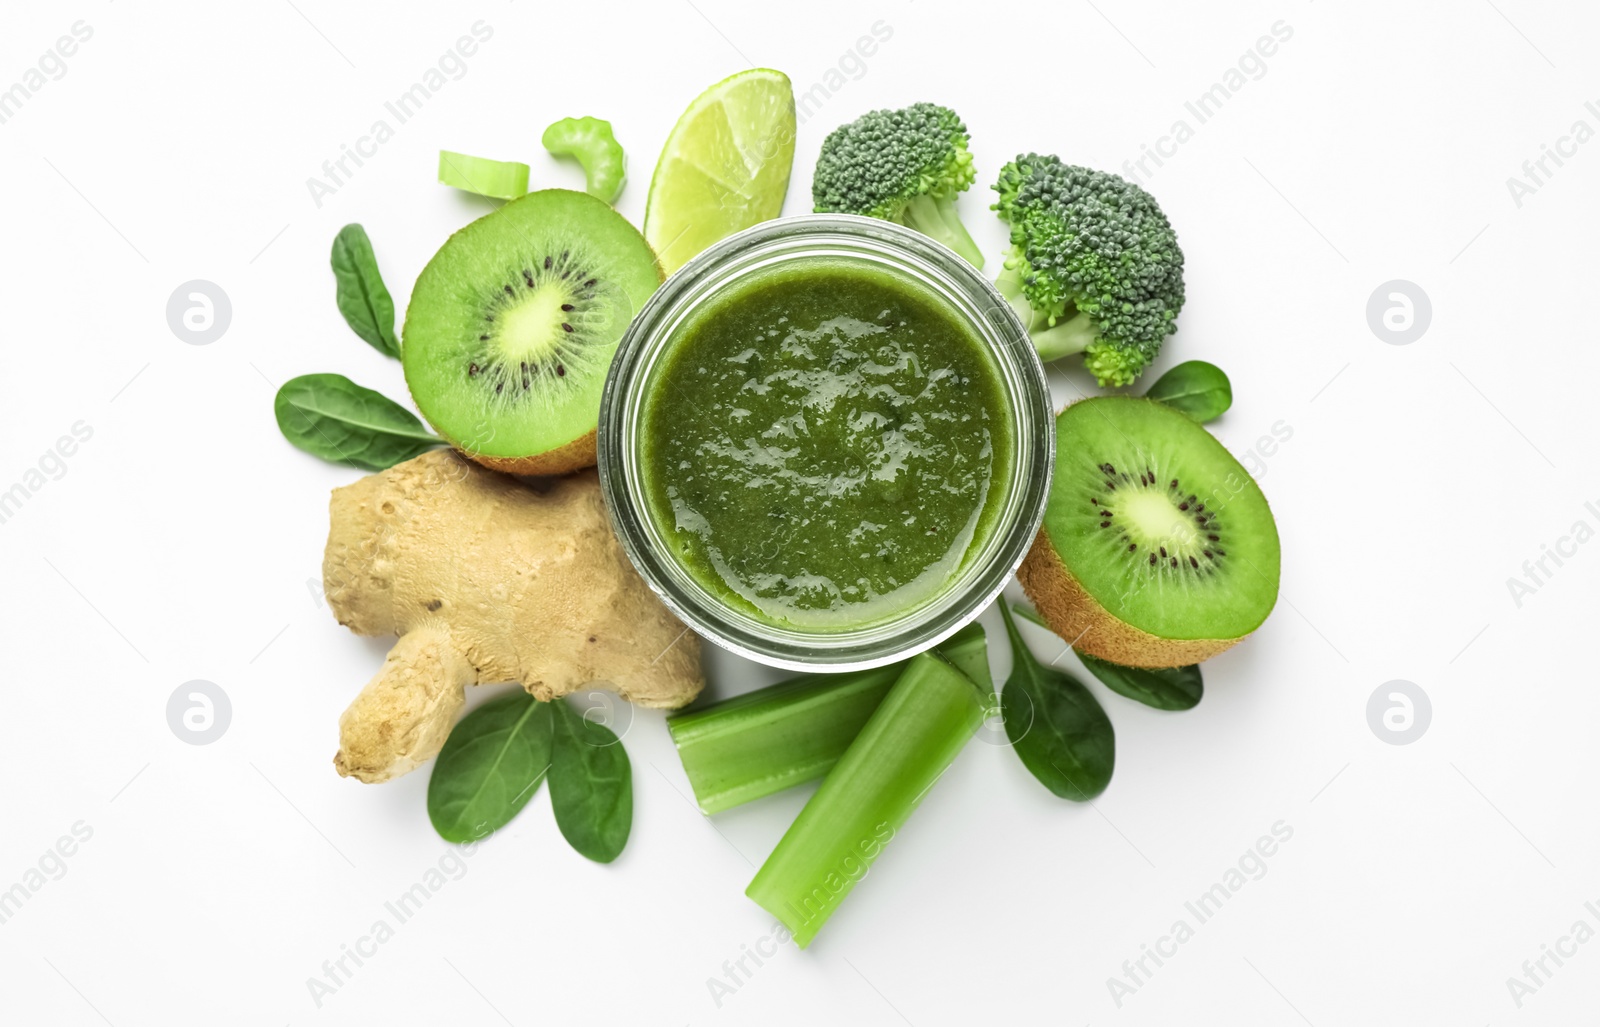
(992, 155, 1186, 387)
(899, 193, 985, 268)
(812, 103, 985, 269)
(995, 260, 1098, 363)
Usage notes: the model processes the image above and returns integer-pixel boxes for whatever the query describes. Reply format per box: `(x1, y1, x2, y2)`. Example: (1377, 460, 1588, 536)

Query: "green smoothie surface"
(640, 258, 1012, 629)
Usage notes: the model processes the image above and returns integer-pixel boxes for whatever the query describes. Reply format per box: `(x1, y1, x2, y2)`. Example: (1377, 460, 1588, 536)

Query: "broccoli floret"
(992, 155, 1185, 387)
(812, 103, 984, 268)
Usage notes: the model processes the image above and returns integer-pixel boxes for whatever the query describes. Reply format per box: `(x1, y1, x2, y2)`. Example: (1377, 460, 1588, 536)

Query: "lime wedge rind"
(644, 69, 796, 275)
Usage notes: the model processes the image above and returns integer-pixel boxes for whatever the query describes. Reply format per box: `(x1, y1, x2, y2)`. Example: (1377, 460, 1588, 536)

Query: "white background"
(2, 0, 1596, 1023)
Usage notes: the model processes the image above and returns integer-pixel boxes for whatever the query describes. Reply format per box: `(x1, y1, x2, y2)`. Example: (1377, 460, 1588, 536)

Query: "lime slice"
(438, 151, 530, 201)
(644, 69, 796, 276)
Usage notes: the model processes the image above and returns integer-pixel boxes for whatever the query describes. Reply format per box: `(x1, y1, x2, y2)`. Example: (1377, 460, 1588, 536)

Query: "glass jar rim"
(597, 214, 1053, 672)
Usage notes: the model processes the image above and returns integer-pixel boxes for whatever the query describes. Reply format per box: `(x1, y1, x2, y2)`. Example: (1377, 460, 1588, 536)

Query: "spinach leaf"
(274, 373, 440, 471)
(427, 691, 554, 844)
(331, 224, 401, 358)
(1077, 652, 1203, 711)
(1010, 602, 1049, 629)
(997, 603, 1114, 801)
(1143, 360, 1232, 423)
(549, 697, 633, 863)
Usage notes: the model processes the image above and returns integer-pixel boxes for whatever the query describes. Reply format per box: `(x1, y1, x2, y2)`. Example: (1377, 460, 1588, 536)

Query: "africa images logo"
(305, 22, 495, 208)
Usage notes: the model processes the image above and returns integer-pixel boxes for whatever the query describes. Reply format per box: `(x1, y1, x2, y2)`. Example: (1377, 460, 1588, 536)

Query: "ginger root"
(324, 449, 702, 783)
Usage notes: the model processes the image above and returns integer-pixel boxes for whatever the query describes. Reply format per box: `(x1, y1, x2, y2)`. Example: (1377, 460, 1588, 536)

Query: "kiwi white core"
(498, 283, 572, 364)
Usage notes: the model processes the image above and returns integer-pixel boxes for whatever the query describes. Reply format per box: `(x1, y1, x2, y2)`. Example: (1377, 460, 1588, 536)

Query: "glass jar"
(597, 215, 1053, 672)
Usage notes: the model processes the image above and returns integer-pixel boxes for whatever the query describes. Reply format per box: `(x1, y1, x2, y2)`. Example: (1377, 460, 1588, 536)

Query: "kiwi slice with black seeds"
(1019, 397, 1280, 667)
(403, 189, 661, 474)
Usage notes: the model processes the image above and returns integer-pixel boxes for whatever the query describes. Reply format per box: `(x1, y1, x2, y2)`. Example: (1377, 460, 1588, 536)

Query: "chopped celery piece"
(745, 652, 987, 947)
(667, 623, 990, 814)
(437, 150, 530, 200)
(937, 621, 994, 695)
(669, 665, 900, 815)
(542, 116, 627, 204)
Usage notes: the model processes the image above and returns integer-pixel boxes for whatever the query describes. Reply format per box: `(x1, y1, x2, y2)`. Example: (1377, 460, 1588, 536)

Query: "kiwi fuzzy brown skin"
(1019, 394, 1281, 668)
(1018, 529, 1247, 668)
(468, 428, 597, 476)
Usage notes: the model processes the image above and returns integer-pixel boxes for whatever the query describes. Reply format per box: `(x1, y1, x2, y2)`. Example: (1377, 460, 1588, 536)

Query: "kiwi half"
(1019, 397, 1280, 667)
(403, 189, 662, 475)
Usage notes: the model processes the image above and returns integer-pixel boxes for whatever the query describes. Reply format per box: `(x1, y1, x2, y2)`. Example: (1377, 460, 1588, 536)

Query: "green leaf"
(427, 691, 554, 843)
(997, 603, 1114, 800)
(550, 697, 633, 863)
(1009, 602, 1049, 629)
(331, 224, 401, 358)
(1077, 652, 1203, 711)
(1143, 360, 1232, 423)
(274, 373, 440, 471)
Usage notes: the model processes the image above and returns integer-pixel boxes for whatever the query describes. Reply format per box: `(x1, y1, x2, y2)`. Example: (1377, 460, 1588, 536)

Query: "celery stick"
(667, 623, 990, 814)
(745, 652, 987, 948)
(669, 665, 900, 815)
(937, 621, 994, 696)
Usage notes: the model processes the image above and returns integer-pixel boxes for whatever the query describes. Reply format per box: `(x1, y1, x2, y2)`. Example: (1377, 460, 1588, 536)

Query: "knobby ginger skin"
(324, 450, 702, 783)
